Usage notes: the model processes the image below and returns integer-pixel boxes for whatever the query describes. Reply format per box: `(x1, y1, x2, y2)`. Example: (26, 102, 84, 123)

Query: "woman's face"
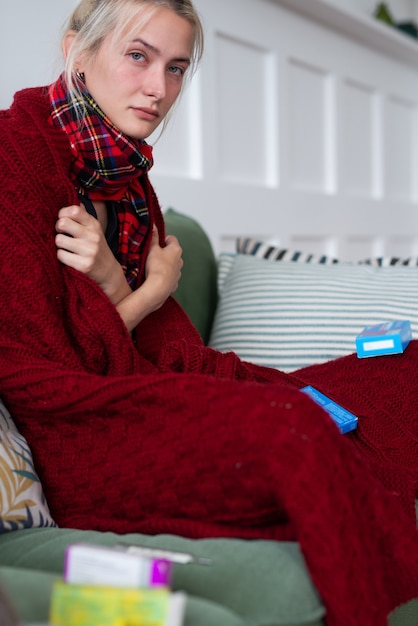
(82, 7, 193, 139)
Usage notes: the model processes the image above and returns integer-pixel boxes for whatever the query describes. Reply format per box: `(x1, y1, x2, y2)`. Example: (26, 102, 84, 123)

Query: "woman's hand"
(56, 208, 183, 332)
(144, 227, 183, 305)
(115, 227, 183, 332)
(55, 204, 130, 304)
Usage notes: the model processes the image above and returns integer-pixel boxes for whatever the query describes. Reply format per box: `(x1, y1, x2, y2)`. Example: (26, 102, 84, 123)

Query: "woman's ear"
(62, 30, 78, 61)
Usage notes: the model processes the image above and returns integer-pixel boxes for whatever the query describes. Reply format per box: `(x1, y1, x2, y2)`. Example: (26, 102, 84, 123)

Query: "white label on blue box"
(363, 339, 394, 352)
(301, 386, 358, 434)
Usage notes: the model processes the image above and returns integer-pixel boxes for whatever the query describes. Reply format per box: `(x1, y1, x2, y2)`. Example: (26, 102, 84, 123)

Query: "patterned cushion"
(236, 238, 339, 264)
(208, 252, 418, 372)
(360, 256, 418, 267)
(0, 399, 56, 533)
(237, 237, 418, 267)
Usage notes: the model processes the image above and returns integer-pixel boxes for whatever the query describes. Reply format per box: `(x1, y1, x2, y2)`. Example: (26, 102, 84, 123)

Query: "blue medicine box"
(355, 320, 412, 358)
(300, 385, 358, 434)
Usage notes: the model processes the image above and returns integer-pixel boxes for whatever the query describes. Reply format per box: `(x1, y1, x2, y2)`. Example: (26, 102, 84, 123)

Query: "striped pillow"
(208, 253, 418, 372)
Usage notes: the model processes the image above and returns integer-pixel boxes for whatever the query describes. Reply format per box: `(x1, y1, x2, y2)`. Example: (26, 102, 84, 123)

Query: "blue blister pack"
(301, 385, 358, 434)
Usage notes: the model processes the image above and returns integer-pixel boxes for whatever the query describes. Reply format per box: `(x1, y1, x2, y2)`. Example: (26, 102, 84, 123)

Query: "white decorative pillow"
(0, 398, 56, 532)
(208, 253, 418, 372)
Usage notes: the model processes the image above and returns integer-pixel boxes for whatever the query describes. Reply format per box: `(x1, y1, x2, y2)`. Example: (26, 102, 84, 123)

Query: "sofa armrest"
(164, 208, 218, 344)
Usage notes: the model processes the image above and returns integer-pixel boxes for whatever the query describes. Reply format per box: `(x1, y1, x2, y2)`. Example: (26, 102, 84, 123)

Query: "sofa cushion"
(0, 399, 56, 534)
(164, 208, 218, 344)
(0, 527, 325, 626)
(208, 252, 418, 372)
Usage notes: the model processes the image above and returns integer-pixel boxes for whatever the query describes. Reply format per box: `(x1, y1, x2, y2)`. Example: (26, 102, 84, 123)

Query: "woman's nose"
(144, 66, 166, 100)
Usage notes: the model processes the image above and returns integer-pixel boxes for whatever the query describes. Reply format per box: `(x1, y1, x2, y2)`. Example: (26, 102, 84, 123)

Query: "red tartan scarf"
(49, 74, 154, 287)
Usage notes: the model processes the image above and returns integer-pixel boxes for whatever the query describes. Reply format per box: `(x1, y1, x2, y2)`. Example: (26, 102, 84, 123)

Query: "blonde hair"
(64, 0, 204, 109)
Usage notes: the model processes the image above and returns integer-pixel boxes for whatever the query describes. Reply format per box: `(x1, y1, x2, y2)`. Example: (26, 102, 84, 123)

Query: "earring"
(76, 71, 85, 83)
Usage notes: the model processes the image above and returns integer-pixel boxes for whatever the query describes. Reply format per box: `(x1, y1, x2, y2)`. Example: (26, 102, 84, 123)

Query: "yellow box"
(49, 581, 170, 626)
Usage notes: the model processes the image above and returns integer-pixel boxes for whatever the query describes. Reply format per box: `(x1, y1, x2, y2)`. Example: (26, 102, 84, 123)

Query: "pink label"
(150, 559, 172, 586)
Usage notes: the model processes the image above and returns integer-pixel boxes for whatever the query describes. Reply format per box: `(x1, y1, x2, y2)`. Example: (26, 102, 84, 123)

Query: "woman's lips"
(131, 107, 159, 121)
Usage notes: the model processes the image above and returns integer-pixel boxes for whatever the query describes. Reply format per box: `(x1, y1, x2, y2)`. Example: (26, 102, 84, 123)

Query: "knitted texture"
(294, 350, 418, 521)
(0, 87, 417, 626)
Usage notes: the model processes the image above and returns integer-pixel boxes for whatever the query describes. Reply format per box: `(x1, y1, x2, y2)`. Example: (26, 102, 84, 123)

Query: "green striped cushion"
(208, 253, 418, 372)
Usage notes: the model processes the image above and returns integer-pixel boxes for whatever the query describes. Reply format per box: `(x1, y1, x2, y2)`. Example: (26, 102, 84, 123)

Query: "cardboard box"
(355, 320, 412, 358)
(64, 544, 172, 588)
(49, 581, 186, 626)
(301, 386, 358, 434)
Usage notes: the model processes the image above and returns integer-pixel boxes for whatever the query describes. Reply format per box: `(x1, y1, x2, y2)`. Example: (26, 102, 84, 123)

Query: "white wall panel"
(385, 236, 418, 256)
(215, 34, 275, 186)
(384, 96, 418, 201)
(287, 59, 331, 192)
(340, 80, 376, 197)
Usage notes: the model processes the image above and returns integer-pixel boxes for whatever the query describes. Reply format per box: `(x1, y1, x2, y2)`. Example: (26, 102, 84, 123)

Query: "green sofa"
(0, 528, 326, 626)
(0, 209, 416, 625)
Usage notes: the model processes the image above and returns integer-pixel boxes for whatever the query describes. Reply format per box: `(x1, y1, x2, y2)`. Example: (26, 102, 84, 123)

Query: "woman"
(53, 0, 197, 328)
(0, 1, 417, 624)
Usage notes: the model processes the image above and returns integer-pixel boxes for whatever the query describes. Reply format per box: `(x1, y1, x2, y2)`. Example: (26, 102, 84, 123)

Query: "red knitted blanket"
(0, 87, 417, 626)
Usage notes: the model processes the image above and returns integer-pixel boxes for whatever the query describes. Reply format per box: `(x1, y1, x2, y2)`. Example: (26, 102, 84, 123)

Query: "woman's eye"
(168, 65, 185, 77)
(130, 52, 145, 62)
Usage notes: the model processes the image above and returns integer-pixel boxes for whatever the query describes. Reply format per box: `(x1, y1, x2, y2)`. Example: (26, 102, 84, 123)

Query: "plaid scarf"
(49, 74, 153, 287)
